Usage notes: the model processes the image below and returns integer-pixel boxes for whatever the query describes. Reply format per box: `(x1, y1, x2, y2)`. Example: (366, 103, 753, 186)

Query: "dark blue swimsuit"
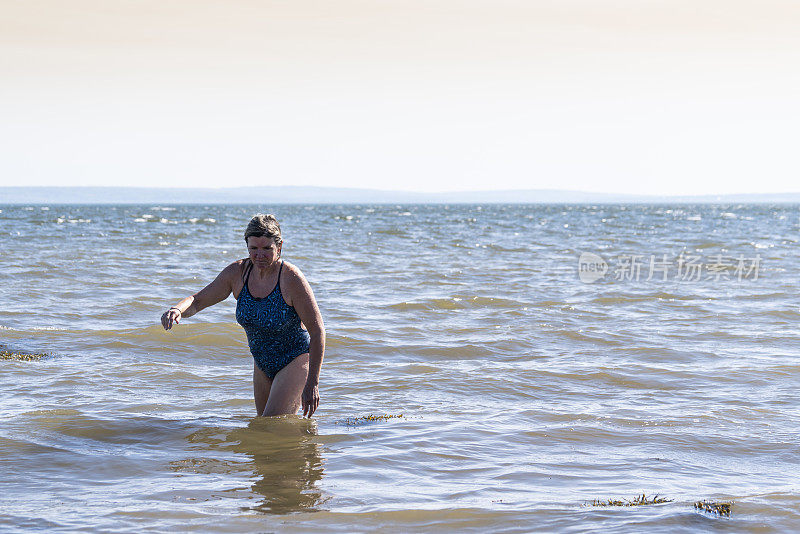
(235, 260, 311, 379)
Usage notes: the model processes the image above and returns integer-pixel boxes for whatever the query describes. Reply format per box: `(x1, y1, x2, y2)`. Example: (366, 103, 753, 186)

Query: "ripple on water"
(387, 296, 529, 311)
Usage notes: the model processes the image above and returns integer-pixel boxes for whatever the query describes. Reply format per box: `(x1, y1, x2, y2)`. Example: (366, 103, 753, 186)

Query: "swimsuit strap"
(276, 260, 283, 291)
(242, 259, 254, 286)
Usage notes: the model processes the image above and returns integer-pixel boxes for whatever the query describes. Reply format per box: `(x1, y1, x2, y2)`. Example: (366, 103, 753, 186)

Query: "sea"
(0, 203, 798, 533)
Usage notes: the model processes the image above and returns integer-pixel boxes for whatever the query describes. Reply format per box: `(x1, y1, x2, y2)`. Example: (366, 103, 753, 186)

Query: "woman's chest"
(236, 293, 295, 330)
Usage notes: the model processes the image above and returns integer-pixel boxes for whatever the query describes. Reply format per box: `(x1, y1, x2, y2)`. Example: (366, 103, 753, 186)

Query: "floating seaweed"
(335, 414, 404, 426)
(589, 494, 672, 507)
(694, 500, 732, 516)
(0, 349, 49, 362)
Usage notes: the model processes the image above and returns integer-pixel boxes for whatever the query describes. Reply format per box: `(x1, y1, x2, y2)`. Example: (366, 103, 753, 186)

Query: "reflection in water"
(225, 416, 325, 514)
(178, 416, 326, 515)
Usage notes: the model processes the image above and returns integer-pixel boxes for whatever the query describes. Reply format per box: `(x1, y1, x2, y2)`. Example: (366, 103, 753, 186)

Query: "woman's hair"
(244, 213, 282, 245)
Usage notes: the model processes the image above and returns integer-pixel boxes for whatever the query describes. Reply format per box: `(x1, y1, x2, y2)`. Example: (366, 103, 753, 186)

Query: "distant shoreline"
(1, 186, 798, 204)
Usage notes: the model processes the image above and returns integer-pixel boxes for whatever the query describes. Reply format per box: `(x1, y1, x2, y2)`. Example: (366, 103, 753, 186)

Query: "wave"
(692, 241, 728, 249)
(387, 296, 528, 311)
(590, 291, 698, 304)
(0, 322, 248, 354)
(549, 329, 624, 346)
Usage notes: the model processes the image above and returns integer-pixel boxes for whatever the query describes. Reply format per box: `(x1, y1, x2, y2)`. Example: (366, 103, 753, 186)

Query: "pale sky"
(1, 0, 799, 195)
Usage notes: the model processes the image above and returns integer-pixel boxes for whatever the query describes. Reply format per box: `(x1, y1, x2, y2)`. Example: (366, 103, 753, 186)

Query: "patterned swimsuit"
(235, 260, 311, 379)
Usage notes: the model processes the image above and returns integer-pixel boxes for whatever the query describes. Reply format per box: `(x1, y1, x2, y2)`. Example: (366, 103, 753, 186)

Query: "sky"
(1, 0, 799, 195)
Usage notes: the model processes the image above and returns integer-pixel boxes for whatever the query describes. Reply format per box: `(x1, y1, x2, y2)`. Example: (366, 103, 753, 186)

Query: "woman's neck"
(254, 259, 280, 278)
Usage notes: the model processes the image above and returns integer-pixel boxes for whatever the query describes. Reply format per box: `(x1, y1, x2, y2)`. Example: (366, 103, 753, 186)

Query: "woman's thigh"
(253, 362, 272, 416)
(263, 353, 310, 416)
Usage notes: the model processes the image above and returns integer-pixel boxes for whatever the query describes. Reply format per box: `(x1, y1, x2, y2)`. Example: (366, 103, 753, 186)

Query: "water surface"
(1, 203, 798, 532)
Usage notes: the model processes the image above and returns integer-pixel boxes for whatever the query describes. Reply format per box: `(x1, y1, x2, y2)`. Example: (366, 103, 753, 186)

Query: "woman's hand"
(161, 308, 181, 330)
(302, 381, 319, 418)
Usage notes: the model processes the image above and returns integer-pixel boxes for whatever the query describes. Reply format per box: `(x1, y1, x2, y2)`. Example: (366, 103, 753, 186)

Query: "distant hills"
(1, 186, 798, 204)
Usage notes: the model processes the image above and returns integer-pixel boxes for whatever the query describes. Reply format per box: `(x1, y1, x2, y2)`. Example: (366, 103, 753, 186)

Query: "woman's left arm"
(285, 265, 325, 417)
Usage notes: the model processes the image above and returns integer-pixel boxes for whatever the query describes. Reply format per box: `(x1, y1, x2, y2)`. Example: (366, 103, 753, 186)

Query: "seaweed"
(694, 500, 732, 516)
(588, 495, 731, 516)
(589, 494, 672, 507)
(335, 414, 404, 426)
(0, 349, 49, 362)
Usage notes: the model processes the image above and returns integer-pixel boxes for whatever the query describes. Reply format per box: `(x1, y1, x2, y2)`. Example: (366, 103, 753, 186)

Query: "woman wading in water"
(160, 214, 324, 418)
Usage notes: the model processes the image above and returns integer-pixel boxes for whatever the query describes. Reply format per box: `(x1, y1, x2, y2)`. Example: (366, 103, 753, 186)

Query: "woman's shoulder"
(280, 260, 310, 286)
(279, 261, 315, 305)
(280, 260, 303, 277)
(221, 259, 251, 279)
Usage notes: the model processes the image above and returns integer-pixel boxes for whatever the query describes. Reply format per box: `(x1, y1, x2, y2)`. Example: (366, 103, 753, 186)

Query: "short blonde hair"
(244, 213, 282, 245)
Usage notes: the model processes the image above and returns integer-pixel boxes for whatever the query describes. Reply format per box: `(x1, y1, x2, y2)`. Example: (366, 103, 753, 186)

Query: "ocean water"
(0, 203, 798, 533)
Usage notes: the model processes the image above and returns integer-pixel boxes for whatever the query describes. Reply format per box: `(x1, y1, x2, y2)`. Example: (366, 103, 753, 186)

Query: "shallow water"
(1, 203, 799, 532)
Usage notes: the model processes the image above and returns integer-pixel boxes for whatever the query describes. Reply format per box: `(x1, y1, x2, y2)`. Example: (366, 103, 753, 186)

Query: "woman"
(160, 214, 324, 418)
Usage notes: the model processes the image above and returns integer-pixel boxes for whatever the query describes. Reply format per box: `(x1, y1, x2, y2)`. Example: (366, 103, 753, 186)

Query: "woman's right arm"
(161, 262, 239, 330)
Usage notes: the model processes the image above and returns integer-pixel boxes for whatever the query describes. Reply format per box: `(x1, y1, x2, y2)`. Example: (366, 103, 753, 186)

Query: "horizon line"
(3, 185, 799, 198)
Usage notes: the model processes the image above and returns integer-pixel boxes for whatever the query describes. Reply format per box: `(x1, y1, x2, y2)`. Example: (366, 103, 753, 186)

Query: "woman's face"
(247, 236, 281, 268)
